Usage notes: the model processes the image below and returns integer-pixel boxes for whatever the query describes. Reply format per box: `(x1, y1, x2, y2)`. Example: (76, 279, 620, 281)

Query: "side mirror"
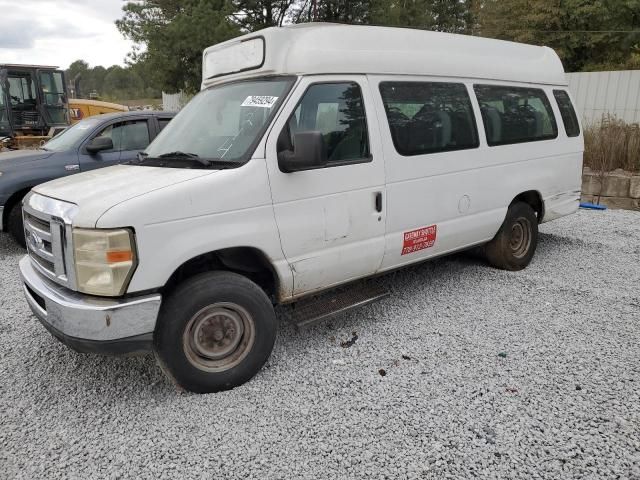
(278, 131, 327, 173)
(86, 136, 113, 154)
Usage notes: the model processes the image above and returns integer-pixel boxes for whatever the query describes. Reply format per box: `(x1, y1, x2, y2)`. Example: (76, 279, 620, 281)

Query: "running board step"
(289, 282, 390, 329)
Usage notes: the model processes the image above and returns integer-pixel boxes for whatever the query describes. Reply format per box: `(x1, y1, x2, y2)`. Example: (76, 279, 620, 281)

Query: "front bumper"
(19, 256, 162, 355)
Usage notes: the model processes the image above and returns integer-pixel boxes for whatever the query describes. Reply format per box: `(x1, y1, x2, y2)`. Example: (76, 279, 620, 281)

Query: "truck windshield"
(144, 77, 294, 166)
(42, 117, 100, 152)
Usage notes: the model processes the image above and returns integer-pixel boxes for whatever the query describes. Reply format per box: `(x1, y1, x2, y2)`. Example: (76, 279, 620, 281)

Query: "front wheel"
(484, 202, 538, 271)
(154, 271, 277, 393)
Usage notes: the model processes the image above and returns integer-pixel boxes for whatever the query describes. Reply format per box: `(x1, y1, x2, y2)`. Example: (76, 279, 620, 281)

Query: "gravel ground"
(1, 209, 639, 479)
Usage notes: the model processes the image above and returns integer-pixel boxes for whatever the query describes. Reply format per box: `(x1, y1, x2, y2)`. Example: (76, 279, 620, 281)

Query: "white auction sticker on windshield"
(241, 96, 279, 108)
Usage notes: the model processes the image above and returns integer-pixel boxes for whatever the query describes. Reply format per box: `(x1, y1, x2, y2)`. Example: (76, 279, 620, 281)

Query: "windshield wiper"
(156, 151, 215, 167)
(158, 151, 200, 159)
(131, 151, 238, 169)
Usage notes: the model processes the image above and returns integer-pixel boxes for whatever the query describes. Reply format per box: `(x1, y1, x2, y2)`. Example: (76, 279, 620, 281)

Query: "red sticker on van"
(401, 225, 437, 255)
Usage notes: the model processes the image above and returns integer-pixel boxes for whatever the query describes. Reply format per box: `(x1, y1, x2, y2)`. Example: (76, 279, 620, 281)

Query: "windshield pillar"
(0, 69, 11, 137)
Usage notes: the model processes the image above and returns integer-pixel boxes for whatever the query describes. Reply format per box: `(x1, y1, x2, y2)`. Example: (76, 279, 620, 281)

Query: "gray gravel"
(1, 209, 639, 479)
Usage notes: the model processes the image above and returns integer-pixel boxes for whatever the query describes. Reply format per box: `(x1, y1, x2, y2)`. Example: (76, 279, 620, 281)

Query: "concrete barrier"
(581, 168, 640, 210)
(631, 177, 640, 199)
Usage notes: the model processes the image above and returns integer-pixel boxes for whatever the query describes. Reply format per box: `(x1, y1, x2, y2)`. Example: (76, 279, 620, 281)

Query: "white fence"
(567, 70, 640, 126)
(162, 91, 190, 112)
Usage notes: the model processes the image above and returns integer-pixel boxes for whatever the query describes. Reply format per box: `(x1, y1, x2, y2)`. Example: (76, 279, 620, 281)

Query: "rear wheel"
(7, 202, 25, 248)
(485, 202, 538, 271)
(154, 271, 277, 393)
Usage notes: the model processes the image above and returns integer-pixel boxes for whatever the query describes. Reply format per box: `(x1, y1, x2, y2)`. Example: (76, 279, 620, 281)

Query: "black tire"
(154, 271, 277, 394)
(484, 202, 538, 271)
(7, 202, 25, 249)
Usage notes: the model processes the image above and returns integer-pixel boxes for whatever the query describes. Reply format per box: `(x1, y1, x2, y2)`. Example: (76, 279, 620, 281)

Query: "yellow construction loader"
(1, 64, 129, 150)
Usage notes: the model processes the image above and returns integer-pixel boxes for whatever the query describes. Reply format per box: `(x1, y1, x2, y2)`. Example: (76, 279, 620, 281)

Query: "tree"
(117, 0, 240, 93)
(231, 0, 297, 29)
(112, 0, 640, 99)
(369, 0, 474, 32)
(88, 66, 108, 96)
(429, 0, 475, 33)
(312, 0, 372, 23)
(65, 61, 160, 101)
(103, 66, 144, 99)
(66, 60, 89, 97)
(476, 0, 640, 71)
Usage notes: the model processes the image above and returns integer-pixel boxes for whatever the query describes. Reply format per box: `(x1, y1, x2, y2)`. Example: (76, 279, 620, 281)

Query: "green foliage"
(99, 0, 640, 98)
(369, 0, 475, 32)
(117, 0, 240, 93)
(66, 60, 159, 101)
(230, 1, 297, 29)
(477, 0, 640, 72)
(311, 0, 372, 23)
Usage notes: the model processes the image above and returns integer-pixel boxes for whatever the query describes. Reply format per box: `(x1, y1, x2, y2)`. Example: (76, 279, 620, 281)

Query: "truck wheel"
(484, 202, 538, 271)
(8, 203, 26, 248)
(154, 271, 277, 394)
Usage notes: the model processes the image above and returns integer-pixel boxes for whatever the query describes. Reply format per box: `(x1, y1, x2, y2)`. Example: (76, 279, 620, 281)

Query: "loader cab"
(0, 65, 69, 138)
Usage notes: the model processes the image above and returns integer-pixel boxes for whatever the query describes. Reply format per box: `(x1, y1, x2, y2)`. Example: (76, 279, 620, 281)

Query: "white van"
(19, 24, 583, 393)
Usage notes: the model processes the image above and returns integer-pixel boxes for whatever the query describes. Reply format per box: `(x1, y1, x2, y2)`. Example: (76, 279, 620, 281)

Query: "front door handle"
(375, 192, 383, 213)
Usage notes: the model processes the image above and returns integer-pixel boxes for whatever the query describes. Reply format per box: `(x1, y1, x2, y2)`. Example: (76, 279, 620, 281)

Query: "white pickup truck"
(19, 24, 583, 393)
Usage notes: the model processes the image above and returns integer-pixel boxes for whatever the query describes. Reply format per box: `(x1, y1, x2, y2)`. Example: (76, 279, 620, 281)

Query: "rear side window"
(553, 90, 580, 137)
(93, 124, 121, 151)
(379, 82, 478, 156)
(158, 117, 172, 131)
(92, 120, 150, 151)
(120, 120, 150, 151)
(474, 85, 558, 146)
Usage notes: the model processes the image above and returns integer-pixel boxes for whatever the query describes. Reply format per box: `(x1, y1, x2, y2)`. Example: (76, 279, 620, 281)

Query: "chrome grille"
(25, 213, 50, 233)
(23, 193, 78, 290)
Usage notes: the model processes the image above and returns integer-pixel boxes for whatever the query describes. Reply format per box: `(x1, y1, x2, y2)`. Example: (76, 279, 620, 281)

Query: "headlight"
(73, 228, 137, 296)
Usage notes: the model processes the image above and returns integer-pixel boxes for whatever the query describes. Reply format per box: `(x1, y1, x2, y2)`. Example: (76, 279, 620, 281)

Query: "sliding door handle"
(375, 192, 383, 213)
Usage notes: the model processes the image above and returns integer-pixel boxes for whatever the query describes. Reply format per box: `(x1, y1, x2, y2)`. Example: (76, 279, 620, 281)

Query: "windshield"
(43, 117, 100, 152)
(144, 77, 294, 164)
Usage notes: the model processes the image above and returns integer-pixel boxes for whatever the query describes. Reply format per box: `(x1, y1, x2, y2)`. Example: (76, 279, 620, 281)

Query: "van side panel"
(369, 75, 582, 272)
(262, 75, 387, 297)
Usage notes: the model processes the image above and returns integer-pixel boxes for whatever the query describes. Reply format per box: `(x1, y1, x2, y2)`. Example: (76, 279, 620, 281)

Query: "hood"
(33, 164, 218, 227)
(0, 149, 54, 168)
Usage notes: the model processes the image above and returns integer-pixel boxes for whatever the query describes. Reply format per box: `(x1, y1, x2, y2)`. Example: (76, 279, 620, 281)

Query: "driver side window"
(94, 123, 123, 152)
(281, 82, 370, 166)
(92, 120, 150, 152)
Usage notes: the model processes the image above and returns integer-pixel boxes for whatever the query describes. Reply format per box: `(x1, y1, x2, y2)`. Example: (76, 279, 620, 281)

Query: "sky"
(0, 0, 135, 69)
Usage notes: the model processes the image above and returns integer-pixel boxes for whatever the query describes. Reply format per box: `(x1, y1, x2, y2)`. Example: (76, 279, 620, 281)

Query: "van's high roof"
(202, 23, 567, 89)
